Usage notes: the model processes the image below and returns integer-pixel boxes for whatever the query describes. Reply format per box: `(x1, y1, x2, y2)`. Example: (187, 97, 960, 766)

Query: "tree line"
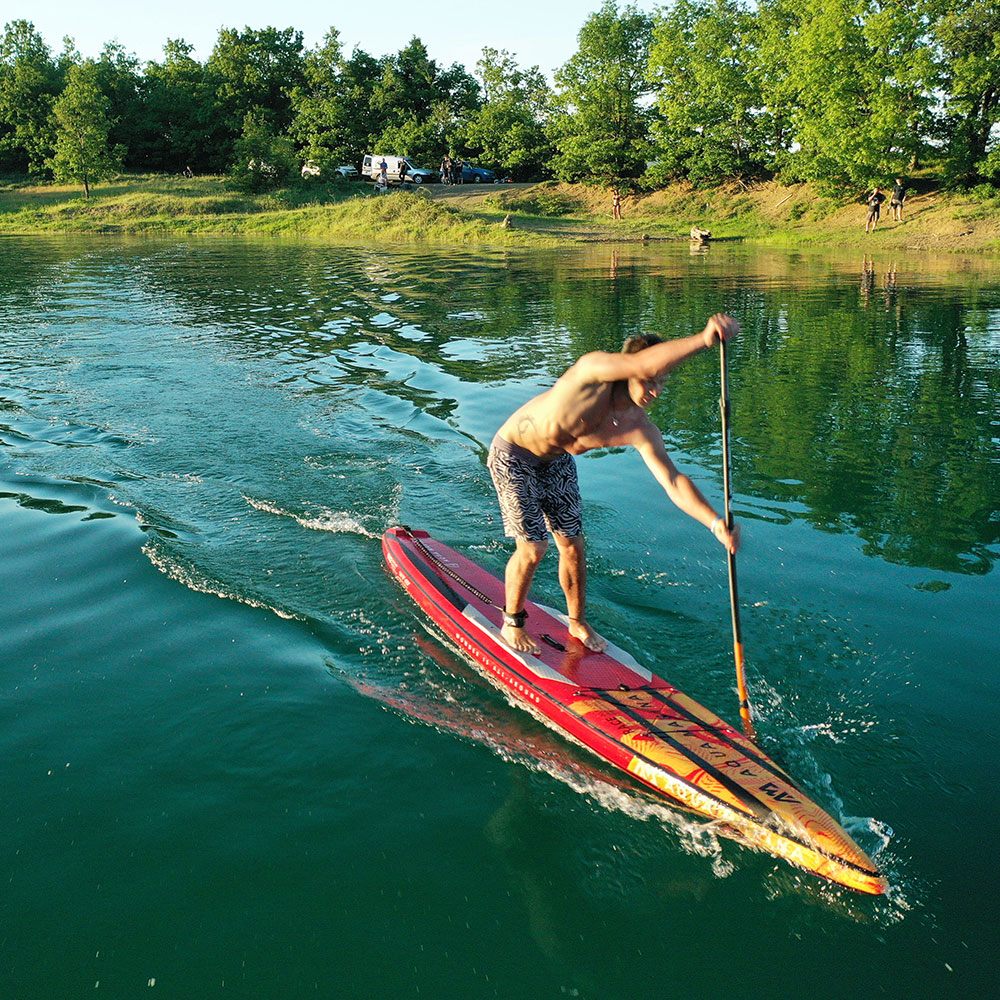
(2, 0, 999, 195)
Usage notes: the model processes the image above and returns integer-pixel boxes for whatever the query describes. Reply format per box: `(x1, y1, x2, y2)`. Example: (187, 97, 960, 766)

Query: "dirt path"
(424, 181, 532, 207)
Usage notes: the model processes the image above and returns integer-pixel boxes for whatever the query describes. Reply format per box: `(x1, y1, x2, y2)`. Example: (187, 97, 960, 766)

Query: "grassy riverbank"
(476, 178, 1000, 253)
(3, 173, 1000, 252)
(0, 174, 554, 246)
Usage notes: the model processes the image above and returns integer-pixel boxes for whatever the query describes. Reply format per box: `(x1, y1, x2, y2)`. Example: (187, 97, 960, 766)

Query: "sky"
(13, 0, 659, 81)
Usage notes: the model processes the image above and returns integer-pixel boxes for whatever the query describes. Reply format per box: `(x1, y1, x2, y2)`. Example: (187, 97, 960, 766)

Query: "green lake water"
(1, 236, 997, 997)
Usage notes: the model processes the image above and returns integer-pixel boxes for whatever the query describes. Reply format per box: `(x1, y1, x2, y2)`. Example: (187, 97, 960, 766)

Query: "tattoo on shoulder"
(516, 416, 536, 434)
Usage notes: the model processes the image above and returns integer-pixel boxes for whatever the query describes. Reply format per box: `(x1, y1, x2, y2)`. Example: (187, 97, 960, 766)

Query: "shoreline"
(2, 175, 999, 254)
(430, 179, 1000, 254)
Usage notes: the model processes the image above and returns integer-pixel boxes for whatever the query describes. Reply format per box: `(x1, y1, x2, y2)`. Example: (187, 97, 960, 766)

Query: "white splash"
(243, 494, 379, 538)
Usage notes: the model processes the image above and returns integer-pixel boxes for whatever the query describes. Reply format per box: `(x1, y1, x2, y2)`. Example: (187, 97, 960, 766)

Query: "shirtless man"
(487, 314, 742, 655)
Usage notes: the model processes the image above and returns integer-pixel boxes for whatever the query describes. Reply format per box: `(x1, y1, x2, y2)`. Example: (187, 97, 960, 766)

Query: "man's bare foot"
(501, 623, 541, 655)
(568, 619, 607, 652)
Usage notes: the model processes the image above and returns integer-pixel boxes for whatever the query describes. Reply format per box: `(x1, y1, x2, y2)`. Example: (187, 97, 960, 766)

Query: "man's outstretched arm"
(634, 431, 741, 555)
(573, 314, 740, 386)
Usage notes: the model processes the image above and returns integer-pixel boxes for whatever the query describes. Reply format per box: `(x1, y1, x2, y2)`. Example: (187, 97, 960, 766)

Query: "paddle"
(719, 335, 757, 742)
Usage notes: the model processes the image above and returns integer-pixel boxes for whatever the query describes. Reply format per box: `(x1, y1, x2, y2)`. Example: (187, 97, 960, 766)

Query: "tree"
(369, 37, 479, 164)
(647, 0, 773, 185)
(372, 37, 477, 124)
(138, 39, 230, 173)
(289, 30, 384, 173)
(552, 1, 655, 183)
(464, 48, 554, 179)
(208, 25, 306, 158)
(95, 41, 143, 168)
(933, 0, 1000, 186)
(47, 59, 124, 197)
(376, 104, 457, 167)
(230, 110, 296, 191)
(0, 19, 60, 175)
(756, 0, 937, 189)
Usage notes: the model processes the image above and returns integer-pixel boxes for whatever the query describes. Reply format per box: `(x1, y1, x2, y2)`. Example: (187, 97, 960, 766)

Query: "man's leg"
(552, 534, 607, 652)
(502, 537, 547, 654)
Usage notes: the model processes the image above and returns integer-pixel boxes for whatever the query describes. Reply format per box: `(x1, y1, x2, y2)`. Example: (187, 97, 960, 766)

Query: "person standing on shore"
(890, 178, 906, 222)
(487, 314, 742, 654)
(612, 188, 622, 220)
(865, 186, 885, 233)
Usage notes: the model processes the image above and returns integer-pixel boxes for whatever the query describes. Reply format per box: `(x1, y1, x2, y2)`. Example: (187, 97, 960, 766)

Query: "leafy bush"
(230, 113, 297, 192)
(968, 182, 1000, 203)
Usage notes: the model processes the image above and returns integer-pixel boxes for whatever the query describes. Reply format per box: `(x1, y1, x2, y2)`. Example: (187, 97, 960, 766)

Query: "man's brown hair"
(621, 333, 663, 354)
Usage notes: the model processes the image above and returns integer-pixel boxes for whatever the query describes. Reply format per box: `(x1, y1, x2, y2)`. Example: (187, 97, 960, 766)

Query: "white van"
(361, 154, 435, 185)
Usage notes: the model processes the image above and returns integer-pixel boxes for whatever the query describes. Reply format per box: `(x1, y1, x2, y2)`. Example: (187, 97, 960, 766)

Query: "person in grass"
(487, 314, 742, 654)
(865, 186, 885, 232)
(890, 178, 906, 222)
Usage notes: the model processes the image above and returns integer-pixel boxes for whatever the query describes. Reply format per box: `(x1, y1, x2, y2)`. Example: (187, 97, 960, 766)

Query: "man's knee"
(552, 533, 584, 557)
(515, 538, 549, 565)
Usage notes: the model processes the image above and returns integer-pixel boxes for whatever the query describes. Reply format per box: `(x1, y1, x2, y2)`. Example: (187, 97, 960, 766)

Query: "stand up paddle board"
(382, 525, 886, 895)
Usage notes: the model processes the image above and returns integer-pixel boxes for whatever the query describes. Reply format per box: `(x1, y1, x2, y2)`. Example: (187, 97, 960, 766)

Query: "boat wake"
(243, 493, 382, 538)
(143, 536, 304, 620)
(338, 660, 741, 880)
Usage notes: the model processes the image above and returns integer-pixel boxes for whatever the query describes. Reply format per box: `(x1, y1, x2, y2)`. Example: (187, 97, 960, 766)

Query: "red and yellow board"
(383, 526, 886, 895)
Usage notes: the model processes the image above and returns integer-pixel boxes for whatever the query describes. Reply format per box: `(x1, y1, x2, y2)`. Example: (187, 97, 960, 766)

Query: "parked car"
(301, 161, 359, 180)
(361, 154, 437, 184)
(461, 164, 497, 183)
(403, 160, 437, 184)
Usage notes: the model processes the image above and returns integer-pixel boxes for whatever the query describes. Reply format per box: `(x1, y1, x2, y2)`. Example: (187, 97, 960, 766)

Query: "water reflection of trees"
(6, 239, 997, 575)
(718, 269, 1000, 575)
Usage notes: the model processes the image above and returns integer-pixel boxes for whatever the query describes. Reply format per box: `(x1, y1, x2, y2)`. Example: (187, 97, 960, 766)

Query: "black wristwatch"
(502, 608, 527, 629)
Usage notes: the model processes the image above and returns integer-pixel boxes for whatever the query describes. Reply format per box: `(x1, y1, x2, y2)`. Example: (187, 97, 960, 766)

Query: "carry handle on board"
(719, 335, 757, 742)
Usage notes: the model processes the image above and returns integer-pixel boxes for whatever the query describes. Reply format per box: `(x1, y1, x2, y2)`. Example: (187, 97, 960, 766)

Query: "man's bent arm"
(575, 314, 738, 386)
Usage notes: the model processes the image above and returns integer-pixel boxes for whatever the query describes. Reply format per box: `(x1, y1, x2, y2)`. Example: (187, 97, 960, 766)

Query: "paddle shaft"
(719, 337, 756, 741)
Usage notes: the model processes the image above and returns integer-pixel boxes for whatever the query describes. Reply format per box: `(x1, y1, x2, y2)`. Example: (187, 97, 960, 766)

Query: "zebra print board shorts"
(487, 434, 583, 541)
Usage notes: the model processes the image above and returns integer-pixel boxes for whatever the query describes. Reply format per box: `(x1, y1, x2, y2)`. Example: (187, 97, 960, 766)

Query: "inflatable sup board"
(382, 525, 886, 895)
